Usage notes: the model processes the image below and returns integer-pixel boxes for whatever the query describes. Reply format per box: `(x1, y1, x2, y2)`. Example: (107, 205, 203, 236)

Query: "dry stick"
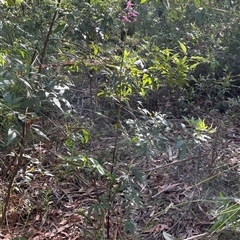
(144, 153, 210, 172)
(1, 1, 61, 227)
(38, 0, 61, 74)
(106, 32, 126, 239)
(0, 120, 30, 227)
(29, 42, 39, 68)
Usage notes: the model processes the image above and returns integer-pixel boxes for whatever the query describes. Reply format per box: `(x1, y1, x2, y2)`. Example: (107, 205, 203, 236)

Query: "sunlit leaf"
(18, 78, 32, 89)
(142, 74, 152, 87)
(18, 114, 27, 121)
(7, 128, 18, 145)
(5, 0, 23, 6)
(123, 50, 130, 61)
(194, 0, 201, 8)
(52, 97, 63, 111)
(140, 88, 145, 96)
(88, 158, 105, 175)
(90, 43, 99, 55)
(178, 41, 187, 55)
(0, 53, 6, 66)
(163, 231, 182, 240)
(31, 126, 50, 141)
(82, 128, 89, 144)
(190, 56, 208, 61)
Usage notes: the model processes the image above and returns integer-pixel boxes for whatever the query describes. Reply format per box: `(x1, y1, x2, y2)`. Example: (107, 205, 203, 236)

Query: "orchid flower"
(125, 0, 134, 9)
(123, 15, 132, 22)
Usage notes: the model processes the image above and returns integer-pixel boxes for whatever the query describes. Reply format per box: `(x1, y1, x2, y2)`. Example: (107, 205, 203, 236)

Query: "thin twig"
(144, 153, 209, 173)
(0, 119, 30, 227)
(38, 0, 61, 74)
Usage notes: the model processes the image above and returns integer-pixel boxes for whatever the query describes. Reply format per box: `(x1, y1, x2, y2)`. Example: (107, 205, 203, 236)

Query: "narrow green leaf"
(31, 126, 50, 141)
(18, 78, 32, 89)
(178, 41, 187, 55)
(89, 158, 105, 175)
(0, 53, 6, 66)
(123, 50, 130, 61)
(190, 56, 208, 61)
(82, 128, 89, 144)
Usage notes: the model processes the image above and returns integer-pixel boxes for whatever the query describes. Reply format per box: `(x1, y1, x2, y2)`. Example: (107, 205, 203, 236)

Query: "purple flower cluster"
(122, 1, 138, 23)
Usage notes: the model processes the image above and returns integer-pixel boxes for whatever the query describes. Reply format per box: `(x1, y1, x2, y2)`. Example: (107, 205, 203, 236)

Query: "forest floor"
(0, 73, 240, 240)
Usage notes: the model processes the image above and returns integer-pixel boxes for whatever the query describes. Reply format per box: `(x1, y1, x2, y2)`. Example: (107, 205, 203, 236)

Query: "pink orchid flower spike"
(126, 0, 134, 9)
(123, 15, 131, 22)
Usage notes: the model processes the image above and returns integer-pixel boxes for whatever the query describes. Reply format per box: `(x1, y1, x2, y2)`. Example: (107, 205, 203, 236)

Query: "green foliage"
(1, 0, 240, 237)
(184, 117, 216, 143)
(210, 194, 240, 233)
(127, 110, 169, 158)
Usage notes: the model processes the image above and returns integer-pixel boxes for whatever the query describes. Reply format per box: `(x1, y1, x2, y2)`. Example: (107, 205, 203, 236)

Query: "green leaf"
(140, 0, 147, 3)
(123, 50, 130, 61)
(194, 0, 201, 8)
(52, 98, 63, 111)
(12, 97, 23, 105)
(53, 23, 66, 33)
(31, 126, 50, 141)
(178, 41, 187, 55)
(87, 158, 114, 181)
(190, 56, 208, 62)
(88, 158, 105, 175)
(82, 128, 89, 144)
(0, 53, 6, 66)
(12, 237, 28, 240)
(175, 139, 184, 149)
(179, 143, 187, 159)
(4, 0, 22, 6)
(20, 97, 37, 108)
(67, 13, 75, 22)
(195, 118, 207, 131)
(3, 92, 11, 104)
(18, 114, 27, 121)
(18, 78, 32, 89)
(7, 128, 18, 145)
(142, 74, 152, 87)
(90, 43, 99, 55)
(124, 219, 135, 234)
(189, 62, 200, 70)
